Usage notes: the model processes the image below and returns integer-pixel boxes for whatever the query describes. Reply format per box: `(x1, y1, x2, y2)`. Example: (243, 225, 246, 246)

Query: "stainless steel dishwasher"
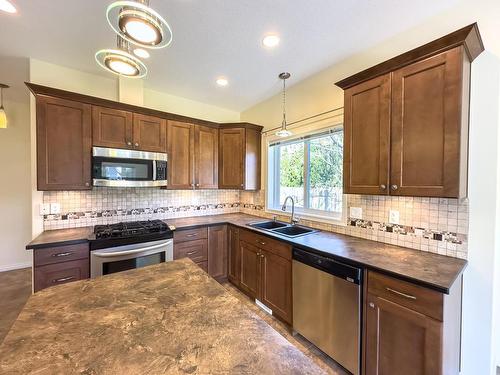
(292, 248, 362, 375)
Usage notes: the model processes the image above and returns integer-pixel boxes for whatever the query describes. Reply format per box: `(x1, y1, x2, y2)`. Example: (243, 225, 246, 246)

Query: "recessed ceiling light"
(133, 48, 150, 59)
(0, 0, 17, 13)
(263, 35, 280, 48)
(216, 78, 228, 87)
(107, 1, 173, 49)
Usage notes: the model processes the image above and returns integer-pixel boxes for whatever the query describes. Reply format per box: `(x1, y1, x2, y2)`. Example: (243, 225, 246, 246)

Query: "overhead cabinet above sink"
(336, 23, 484, 198)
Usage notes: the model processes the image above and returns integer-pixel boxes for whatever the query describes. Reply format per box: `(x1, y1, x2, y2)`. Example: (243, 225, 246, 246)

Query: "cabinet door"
(92, 106, 133, 149)
(260, 250, 292, 324)
(208, 225, 227, 280)
(391, 47, 464, 197)
(227, 226, 240, 286)
(36, 96, 92, 190)
(365, 293, 442, 375)
(167, 121, 194, 189)
(133, 113, 167, 153)
(34, 258, 89, 292)
(219, 128, 245, 189)
(343, 74, 391, 195)
(195, 125, 219, 189)
(239, 241, 260, 300)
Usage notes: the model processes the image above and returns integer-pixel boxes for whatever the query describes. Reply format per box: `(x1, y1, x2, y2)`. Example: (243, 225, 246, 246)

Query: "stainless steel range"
(90, 220, 174, 278)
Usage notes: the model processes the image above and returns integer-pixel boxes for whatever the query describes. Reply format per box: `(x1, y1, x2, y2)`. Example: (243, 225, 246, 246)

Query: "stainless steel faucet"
(281, 196, 299, 225)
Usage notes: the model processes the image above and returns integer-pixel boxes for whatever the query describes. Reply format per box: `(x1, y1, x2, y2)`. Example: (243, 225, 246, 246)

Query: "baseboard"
(0, 262, 32, 273)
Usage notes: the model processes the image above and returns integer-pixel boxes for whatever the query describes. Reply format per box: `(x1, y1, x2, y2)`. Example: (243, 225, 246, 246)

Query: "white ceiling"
(0, 0, 463, 112)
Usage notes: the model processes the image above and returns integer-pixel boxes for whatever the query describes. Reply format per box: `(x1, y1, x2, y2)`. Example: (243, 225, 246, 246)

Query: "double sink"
(248, 220, 318, 238)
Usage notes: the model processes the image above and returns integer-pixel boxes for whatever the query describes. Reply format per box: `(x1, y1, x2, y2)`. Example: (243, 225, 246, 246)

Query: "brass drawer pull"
(386, 287, 417, 300)
(53, 276, 75, 283)
(52, 252, 73, 257)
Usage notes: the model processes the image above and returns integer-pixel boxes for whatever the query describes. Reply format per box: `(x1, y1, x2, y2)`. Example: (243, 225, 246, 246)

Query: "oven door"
(92, 147, 168, 187)
(90, 239, 173, 278)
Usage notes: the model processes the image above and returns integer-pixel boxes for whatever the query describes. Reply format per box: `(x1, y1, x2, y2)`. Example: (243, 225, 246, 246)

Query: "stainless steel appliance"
(92, 146, 168, 187)
(292, 248, 362, 375)
(90, 220, 174, 278)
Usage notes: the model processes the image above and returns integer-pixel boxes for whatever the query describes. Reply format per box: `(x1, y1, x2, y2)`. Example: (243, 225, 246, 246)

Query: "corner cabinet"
(337, 23, 484, 198)
(219, 124, 262, 190)
(36, 96, 92, 190)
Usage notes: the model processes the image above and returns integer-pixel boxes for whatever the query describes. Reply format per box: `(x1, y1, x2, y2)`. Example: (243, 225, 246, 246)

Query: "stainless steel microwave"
(92, 147, 168, 187)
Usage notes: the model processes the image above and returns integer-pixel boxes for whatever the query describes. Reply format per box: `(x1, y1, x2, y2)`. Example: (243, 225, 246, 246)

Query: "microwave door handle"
(92, 241, 171, 258)
(153, 160, 157, 181)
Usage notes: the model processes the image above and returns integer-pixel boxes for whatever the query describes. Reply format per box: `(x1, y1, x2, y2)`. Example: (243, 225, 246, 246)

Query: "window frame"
(265, 124, 346, 225)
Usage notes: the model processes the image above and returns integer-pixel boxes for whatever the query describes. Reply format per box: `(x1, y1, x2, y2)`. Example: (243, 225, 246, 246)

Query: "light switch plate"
(39, 203, 50, 216)
(350, 207, 363, 219)
(389, 210, 400, 225)
(50, 203, 61, 215)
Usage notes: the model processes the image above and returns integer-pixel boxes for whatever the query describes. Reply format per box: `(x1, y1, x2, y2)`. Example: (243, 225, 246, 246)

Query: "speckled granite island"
(0, 259, 325, 375)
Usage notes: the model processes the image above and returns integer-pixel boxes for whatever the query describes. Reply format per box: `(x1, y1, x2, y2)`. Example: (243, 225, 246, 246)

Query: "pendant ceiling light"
(95, 36, 148, 78)
(106, 0, 172, 49)
(276, 72, 292, 137)
(0, 84, 9, 129)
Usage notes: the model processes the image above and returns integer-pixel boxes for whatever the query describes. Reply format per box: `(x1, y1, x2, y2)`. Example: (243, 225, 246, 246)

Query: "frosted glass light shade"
(0, 108, 6, 129)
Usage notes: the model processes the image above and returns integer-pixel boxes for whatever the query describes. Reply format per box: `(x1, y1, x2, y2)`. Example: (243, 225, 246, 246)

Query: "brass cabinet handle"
(386, 287, 416, 300)
(53, 276, 75, 283)
(380, 184, 386, 190)
(52, 252, 73, 257)
(391, 184, 398, 191)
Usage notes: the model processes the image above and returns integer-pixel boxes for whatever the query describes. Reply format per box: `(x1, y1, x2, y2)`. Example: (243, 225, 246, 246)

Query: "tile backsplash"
(43, 188, 469, 259)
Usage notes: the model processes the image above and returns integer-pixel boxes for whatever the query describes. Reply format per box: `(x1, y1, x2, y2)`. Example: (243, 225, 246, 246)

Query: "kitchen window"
(267, 127, 344, 221)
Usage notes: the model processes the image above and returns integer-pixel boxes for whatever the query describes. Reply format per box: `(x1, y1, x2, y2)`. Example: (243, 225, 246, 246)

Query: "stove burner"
(94, 220, 169, 239)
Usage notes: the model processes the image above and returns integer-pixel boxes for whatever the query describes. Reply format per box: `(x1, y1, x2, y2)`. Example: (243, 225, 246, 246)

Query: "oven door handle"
(92, 241, 171, 258)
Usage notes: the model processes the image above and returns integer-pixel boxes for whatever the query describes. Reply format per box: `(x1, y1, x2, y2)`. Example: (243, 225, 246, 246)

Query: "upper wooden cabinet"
(219, 124, 261, 190)
(132, 113, 167, 153)
(93, 106, 166, 153)
(92, 106, 133, 150)
(167, 121, 194, 189)
(36, 96, 92, 190)
(167, 121, 219, 189)
(195, 125, 219, 189)
(337, 24, 483, 198)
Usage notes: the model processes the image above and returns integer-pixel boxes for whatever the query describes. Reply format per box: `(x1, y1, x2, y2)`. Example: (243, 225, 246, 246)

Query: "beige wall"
(0, 57, 32, 271)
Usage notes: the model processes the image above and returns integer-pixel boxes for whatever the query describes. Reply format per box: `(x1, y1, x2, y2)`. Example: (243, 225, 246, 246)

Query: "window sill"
(265, 208, 346, 227)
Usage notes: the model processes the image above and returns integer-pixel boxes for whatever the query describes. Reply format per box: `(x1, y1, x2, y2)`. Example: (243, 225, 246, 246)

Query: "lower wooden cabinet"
(208, 225, 228, 280)
(364, 271, 462, 375)
(233, 229, 293, 324)
(33, 243, 90, 292)
(173, 225, 227, 280)
(227, 225, 240, 286)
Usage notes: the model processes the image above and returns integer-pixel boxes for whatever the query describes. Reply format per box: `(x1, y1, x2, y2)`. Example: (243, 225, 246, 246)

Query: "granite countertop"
(0, 259, 324, 375)
(26, 213, 467, 293)
(26, 226, 93, 249)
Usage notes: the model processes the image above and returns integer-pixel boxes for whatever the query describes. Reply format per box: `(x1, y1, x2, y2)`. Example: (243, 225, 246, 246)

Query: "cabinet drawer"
(240, 229, 291, 260)
(368, 271, 443, 321)
(174, 239, 208, 263)
(34, 259, 89, 292)
(174, 227, 208, 242)
(197, 261, 208, 273)
(34, 243, 89, 267)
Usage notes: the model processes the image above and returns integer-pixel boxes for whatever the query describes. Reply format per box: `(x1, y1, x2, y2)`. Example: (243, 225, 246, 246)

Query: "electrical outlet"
(50, 203, 61, 215)
(350, 207, 363, 220)
(39, 203, 50, 216)
(389, 210, 400, 225)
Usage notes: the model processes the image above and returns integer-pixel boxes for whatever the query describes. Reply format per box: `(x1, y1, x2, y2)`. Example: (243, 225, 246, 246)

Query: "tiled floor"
(0, 268, 347, 374)
(0, 268, 31, 342)
(222, 282, 348, 375)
